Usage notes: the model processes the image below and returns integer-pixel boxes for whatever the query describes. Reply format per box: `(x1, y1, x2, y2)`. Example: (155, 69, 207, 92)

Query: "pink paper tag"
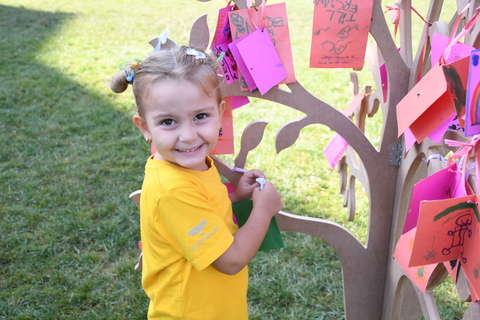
(402, 163, 463, 235)
(228, 35, 257, 91)
(211, 5, 239, 85)
(379, 63, 388, 103)
(427, 113, 455, 143)
(230, 28, 287, 95)
(465, 49, 480, 136)
(431, 32, 475, 67)
(225, 96, 250, 110)
(324, 134, 348, 170)
(211, 5, 234, 48)
(403, 128, 416, 152)
(212, 43, 239, 84)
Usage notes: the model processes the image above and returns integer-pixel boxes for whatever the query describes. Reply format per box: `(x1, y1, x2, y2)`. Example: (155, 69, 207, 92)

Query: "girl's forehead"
(143, 79, 220, 114)
(147, 78, 207, 94)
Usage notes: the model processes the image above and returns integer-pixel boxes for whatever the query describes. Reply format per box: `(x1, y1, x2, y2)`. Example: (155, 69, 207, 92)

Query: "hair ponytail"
(109, 70, 130, 93)
(109, 59, 142, 93)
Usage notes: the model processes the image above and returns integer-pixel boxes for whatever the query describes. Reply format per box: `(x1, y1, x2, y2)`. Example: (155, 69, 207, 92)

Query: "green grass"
(0, 0, 468, 319)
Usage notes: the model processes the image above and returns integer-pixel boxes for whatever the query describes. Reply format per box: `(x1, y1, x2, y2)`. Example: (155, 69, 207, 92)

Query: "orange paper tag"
(211, 100, 234, 155)
(396, 63, 454, 143)
(228, 2, 295, 84)
(393, 228, 437, 293)
(310, 0, 374, 68)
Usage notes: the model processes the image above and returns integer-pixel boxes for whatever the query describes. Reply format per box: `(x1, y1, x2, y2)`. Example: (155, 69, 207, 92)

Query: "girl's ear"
(133, 114, 150, 139)
(218, 100, 226, 124)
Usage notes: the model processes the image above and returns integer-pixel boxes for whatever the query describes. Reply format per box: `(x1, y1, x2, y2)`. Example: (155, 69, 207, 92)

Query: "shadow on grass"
(0, 5, 148, 319)
(0, 4, 346, 320)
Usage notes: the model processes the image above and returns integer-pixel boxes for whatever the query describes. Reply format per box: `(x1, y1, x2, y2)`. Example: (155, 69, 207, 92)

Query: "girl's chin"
(172, 153, 210, 171)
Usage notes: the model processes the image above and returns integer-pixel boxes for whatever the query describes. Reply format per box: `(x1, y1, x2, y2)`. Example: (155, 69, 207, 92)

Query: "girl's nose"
(179, 123, 198, 142)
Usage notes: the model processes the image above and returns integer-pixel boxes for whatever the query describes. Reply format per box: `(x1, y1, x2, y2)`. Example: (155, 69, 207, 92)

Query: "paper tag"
(211, 101, 234, 155)
(409, 194, 480, 297)
(310, 0, 374, 68)
(465, 49, 480, 136)
(212, 43, 239, 84)
(393, 228, 437, 293)
(228, 2, 295, 84)
(211, 5, 239, 85)
(379, 63, 388, 103)
(403, 128, 416, 152)
(228, 36, 257, 91)
(230, 28, 287, 94)
(324, 134, 348, 170)
(431, 32, 475, 67)
(396, 63, 454, 143)
(211, 5, 234, 48)
(402, 163, 463, 235)
(224, 96, 250, 110)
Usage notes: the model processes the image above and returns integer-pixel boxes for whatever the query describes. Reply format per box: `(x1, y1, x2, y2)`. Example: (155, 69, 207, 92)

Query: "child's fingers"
(241, 170, 266, 186)
(244, 169, 265, 179)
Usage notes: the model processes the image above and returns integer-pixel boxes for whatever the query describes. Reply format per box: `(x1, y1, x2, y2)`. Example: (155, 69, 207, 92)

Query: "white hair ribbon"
(185, 48, 206, 59)
(154, 29, 170, 52)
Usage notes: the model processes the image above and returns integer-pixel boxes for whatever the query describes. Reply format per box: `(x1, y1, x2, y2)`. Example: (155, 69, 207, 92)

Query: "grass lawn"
(0, 0, 468, 319)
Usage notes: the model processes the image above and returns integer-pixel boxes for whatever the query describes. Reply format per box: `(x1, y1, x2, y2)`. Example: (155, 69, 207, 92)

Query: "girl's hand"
(213, 176, 283, 275)
(251, 181, 284, 219)
(230, 170, 265, 203)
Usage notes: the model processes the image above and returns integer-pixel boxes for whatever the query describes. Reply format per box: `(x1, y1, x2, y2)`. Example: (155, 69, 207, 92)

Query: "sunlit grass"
(0, 0, 468, 319)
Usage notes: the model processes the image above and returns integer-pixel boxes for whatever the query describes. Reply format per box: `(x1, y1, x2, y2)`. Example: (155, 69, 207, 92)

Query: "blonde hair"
(109, 46, 222, 117)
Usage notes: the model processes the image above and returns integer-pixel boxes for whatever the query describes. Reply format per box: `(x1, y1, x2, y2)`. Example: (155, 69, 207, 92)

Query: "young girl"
(110, 46, 283, 319)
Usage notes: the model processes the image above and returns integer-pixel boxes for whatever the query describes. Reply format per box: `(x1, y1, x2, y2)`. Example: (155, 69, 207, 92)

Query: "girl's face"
(133, 78, 225, 171)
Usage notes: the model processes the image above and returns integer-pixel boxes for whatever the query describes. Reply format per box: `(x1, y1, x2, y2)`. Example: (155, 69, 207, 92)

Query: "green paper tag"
(232, 200, 284, 251)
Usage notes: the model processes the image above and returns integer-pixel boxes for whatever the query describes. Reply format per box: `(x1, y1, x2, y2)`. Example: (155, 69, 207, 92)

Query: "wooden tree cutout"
(150, 0, 480, 318)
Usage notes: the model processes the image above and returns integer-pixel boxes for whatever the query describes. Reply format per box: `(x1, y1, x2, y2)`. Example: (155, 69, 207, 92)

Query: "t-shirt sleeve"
(155, 186, 234, 271)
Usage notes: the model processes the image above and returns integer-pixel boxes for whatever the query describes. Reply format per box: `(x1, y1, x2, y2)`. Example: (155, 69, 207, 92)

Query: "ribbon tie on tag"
(384, 4, 432, 83)
(256, 178, 266, 191)
(384, 4, 400, 40)
(440, 4, 480, 65)
(445, 135, 480, 194)
(422, 154, 448, 167)
(246, 0, 266, 31)
(384, 4, 431, 40)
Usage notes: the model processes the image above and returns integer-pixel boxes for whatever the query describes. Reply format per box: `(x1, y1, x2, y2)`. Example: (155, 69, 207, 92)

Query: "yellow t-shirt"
(140, 156, 248, 320)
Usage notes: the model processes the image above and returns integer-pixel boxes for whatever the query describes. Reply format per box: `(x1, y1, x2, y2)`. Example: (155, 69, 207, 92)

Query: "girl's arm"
(212, 180, 283, 275)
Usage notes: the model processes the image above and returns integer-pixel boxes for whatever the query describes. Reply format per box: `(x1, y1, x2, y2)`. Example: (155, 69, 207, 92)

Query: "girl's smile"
(133, 78, 225, 171)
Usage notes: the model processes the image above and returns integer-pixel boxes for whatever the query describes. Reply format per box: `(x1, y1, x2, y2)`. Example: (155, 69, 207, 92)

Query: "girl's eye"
(195, 113, 208, 120)
(160, 119, 175, 126)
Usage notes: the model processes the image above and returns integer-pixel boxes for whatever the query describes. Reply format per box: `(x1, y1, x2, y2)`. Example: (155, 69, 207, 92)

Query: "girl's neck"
(153, 152, 211, 171)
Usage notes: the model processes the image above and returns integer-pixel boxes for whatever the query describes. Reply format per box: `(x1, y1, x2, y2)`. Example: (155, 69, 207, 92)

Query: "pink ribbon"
(440, 4, 480, 65)
(384, 4, 432, 41)
(445, 135, 480, 194)
(245, 0, 266, 31)
(384, 5, 400, 40)
(384, 4, 432, 83)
